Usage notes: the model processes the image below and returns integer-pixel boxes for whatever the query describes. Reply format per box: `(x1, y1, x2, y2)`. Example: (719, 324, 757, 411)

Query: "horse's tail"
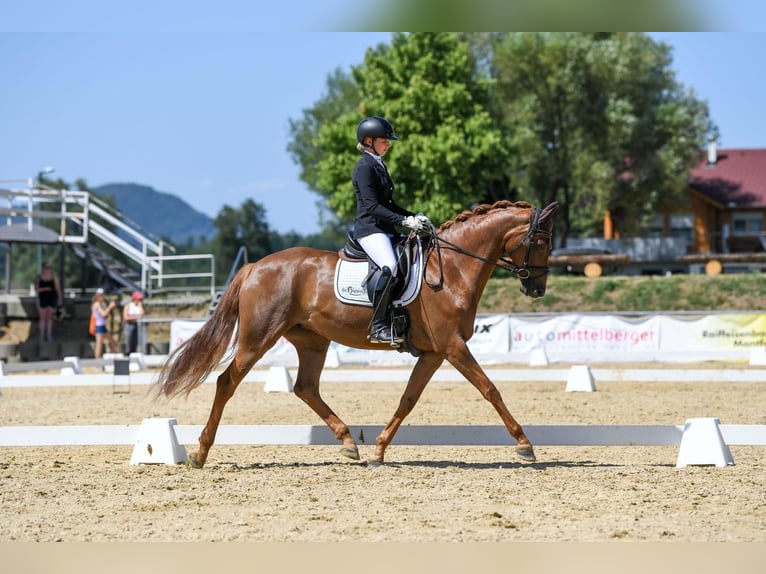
(153, 265, 249, 399)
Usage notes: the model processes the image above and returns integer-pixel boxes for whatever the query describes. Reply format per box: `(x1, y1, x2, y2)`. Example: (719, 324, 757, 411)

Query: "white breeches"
(357, 233, 399, 276)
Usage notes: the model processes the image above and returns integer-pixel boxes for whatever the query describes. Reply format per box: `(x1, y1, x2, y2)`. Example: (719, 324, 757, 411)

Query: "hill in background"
(93, 183, 217, 246)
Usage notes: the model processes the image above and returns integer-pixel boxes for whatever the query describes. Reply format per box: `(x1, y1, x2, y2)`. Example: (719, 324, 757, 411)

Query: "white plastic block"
(565, 365, 596, 392)
(749, 347, 766, 366)
(528, 346, 549, 366)
(60, 356, 82, 376)
(263, 366, 294, 393)
(676, 417, 734, 468)
(129, 352, 146, 370)
(129, 418, 188, 465)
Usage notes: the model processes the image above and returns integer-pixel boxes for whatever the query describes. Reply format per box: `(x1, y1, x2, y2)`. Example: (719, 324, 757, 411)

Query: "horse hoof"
(340, 446, 360, 460)
(186, 455, 205, 469)
(516, 447, 536, 462)
(366, 459, 383, 469)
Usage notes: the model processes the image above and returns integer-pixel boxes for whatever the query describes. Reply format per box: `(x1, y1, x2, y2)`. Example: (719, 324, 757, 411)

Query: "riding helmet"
(356, 116, 399, 143)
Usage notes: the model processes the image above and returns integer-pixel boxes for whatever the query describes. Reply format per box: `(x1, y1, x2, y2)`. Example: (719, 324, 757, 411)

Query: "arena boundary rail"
(1, 418, 765, 469)
(2, 363, 766, 388)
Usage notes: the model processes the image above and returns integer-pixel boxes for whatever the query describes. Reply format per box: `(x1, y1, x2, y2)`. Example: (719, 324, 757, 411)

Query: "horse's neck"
(439, 209, 527, 292)
(444, 209, 526, 261)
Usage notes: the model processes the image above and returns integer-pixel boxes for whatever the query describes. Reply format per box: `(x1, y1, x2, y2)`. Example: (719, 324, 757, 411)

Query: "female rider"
(352, 116, 430, 344)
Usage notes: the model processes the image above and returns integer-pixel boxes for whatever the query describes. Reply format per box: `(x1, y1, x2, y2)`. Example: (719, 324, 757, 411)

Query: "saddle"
(334, 232, 425, 356)
(339, 232, 414, 300)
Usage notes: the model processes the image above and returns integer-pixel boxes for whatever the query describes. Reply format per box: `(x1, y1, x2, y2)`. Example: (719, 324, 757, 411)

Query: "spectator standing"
(33, 262, 63, 343)
(122, 290, 145, 354)
(92, 288, 118, 358)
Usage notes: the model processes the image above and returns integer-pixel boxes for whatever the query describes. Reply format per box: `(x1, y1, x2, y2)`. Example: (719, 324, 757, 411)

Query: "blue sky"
(1, 30, 765, 235)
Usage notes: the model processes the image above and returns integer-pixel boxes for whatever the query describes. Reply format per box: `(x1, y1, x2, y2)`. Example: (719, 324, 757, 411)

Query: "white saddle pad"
(334, 238, 424, 307)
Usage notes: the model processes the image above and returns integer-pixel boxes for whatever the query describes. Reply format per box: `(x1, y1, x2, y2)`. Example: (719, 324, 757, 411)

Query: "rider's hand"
(402, 215, 424, 231)
(415, 213, 432, 228)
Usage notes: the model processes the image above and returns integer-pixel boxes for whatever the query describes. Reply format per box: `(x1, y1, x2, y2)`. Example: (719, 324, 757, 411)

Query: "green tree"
(212, 199, 273, 279)
(289, 32, 510, 227)
(492, 32, 716, 244)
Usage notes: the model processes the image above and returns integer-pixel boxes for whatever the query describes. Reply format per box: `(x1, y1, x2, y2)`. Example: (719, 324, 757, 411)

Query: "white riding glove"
(402, 215, 424, 231)
(415, 213, 432, 229)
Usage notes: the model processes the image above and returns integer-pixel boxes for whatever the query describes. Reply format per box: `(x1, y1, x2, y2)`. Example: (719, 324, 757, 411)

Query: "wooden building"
(588, 145, 766, 275)
(686, 145, 766, 254)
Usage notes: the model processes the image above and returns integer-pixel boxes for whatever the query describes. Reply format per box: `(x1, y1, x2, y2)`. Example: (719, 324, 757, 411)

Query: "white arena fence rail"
(3, 363, 766, 388)
(2, 359, 765, 468)
(2, 422, 765, 447)
(1, 420, 765, 468)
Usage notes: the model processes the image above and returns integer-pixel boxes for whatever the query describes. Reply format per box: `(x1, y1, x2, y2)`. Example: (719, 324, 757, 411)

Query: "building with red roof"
(687, 145, 766, 253)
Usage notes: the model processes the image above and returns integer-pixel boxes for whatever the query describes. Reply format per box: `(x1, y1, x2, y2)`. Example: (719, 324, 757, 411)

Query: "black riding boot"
(368, 267, 404, 345)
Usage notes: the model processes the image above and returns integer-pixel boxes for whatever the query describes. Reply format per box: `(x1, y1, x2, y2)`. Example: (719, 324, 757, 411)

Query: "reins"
(417, 207, 552, 290)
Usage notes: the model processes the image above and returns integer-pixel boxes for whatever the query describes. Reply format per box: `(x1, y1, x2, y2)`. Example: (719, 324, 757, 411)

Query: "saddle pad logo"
(334, 261, 372, 305)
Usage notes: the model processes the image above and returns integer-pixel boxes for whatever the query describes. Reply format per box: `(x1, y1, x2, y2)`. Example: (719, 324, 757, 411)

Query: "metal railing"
(0, 180, 215, 296)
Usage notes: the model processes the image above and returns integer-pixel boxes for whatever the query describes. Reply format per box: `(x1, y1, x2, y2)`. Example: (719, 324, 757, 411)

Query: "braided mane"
(438, 200, 533, 231)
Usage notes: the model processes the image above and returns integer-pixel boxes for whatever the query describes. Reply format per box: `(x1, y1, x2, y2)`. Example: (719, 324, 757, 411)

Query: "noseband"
(422, 207, 552, 289)
(503, 207, 553, 280)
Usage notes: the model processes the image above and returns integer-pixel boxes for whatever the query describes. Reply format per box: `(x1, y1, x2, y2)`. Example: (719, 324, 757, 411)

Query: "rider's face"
(371, 137, 391, 156)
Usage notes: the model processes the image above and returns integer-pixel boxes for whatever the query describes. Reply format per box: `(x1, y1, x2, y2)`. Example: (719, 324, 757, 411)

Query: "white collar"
(364, 150, 385, 168)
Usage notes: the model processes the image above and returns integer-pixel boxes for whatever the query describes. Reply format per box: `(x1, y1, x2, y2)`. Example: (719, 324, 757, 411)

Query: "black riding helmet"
(356, 116, 399, 144)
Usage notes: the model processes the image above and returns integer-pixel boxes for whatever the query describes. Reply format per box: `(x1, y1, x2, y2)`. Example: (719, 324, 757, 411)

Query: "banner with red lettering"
(509, 314, 660, 353)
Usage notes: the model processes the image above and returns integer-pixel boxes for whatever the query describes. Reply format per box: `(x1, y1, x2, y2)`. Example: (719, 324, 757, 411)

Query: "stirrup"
(368, 326, 404, 345)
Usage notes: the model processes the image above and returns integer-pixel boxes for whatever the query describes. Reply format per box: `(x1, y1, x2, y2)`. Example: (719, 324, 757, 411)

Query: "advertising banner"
(167, 312, 765, 363)
(660, 313, 766, 351)
(509, 314, 661, 353)
(467, 314, 511, 354)
(168, 320, 205, 353)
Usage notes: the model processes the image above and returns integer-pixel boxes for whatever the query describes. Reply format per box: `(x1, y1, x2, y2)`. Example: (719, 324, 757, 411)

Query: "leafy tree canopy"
(492, 32, 716, 242)
(289, 32, 509, 227)
(289, 32, 716, 245)
(212, 199, 273, 278)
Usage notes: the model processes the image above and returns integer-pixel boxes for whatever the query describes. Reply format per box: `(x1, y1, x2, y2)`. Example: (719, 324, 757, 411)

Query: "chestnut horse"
(155, 199, 559, 467)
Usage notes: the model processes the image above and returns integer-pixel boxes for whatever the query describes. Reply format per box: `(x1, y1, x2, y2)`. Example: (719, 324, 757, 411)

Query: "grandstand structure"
(0, 178, 216, 298)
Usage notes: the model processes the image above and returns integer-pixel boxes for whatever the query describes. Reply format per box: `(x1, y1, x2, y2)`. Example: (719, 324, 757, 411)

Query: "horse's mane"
(438, 200, 533, 232)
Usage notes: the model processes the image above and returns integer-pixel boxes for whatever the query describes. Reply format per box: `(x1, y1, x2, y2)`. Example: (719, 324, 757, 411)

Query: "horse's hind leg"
(189, 349, 259, 468)
(288, 329, 360, 460)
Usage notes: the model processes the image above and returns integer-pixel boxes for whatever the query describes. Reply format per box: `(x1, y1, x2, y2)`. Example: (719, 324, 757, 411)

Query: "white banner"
(467, 314, 510, 354)
(166, 313, 764, 363)
(509, 314, 660, 353)
(169, 320, 206, 353)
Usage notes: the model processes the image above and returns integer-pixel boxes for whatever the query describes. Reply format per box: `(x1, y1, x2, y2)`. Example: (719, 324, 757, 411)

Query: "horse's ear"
(538, 201, 560, 227)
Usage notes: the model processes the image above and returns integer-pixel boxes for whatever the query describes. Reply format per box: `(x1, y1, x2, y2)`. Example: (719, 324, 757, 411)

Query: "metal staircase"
(0, 179, 216, 297)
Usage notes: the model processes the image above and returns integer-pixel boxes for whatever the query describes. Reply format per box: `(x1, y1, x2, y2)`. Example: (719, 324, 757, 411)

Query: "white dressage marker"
(129, 418, 188, 465)
(565, 365, 596, 392)
(263, 366, 294, 393)
(676, 417, 735, 468)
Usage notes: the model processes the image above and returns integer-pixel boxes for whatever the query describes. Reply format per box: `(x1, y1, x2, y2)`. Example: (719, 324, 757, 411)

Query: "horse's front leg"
(370, 352, 444, 466)
(447, 343, 536, 462)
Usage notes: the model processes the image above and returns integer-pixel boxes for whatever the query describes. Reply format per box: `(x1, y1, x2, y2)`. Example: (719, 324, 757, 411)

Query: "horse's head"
(504, 201, 559, 298)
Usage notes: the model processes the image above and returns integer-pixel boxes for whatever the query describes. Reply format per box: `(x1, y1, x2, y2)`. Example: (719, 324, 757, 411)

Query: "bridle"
(418, 207, 553, 290)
